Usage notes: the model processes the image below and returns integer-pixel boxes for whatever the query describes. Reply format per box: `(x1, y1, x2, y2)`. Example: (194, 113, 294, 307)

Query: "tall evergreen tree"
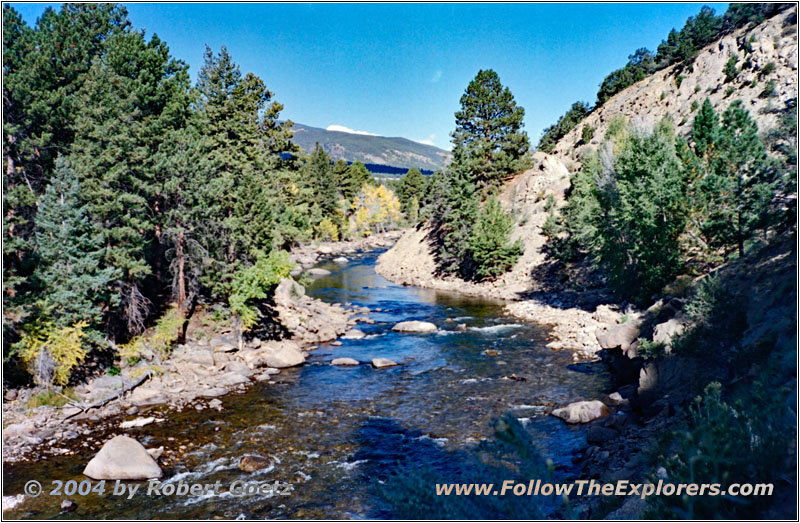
(303, 143, 337, 218)
(70, 30, 191, 334)
(451, 69, 530, 191)
(437, 159, 479, 277)
(32, 158, 118, 330)
(700, 100, 772, 256)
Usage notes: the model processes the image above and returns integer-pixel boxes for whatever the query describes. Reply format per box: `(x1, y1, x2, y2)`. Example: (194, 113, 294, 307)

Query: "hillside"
(377, 7, 798, 298)
(290, 122, 452, 171)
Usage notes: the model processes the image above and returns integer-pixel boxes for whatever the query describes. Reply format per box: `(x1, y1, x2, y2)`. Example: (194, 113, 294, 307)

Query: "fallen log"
(64, 371, 153, 420)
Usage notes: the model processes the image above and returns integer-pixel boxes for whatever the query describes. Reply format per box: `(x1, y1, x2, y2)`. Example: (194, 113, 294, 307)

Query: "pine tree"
(345, 162, 372, 197)
(692, 98, 720, 158)
(70, 30, 192, 334)
(451, 69, 530, 191)
(194, 46, 297, 297)
(437, 159, 479, 277)
(303, 143, 337, 218)
(468, 196, 523, 280)
(32, 158, 118, 329)
(701, 100, 772, 256)
(452, 71, 530, 190)
(398, 168, 426, 219)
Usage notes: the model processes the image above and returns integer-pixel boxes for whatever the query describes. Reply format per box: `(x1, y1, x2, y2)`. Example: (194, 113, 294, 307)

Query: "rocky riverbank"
(2, 232, 403, 466)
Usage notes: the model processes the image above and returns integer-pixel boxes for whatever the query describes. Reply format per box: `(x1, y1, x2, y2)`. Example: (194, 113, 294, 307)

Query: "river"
(4, 250, 610, 519)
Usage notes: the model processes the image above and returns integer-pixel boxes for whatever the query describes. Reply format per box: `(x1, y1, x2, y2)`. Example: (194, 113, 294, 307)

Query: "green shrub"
(724, 54, 739, 82)
(675, 75, 685, 88)
(690, 100, 699, 112)
(229, 250, 294, 330)
(27, 389, 79, 408)
(581, 124, 596, 143)
(760, 79, 777, 98)
(725, 86, 735, 98)
(646, 381, 792, 519)
(760, 60, 776, 76)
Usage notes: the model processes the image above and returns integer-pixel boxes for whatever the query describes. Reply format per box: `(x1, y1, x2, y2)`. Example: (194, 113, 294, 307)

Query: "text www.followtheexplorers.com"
(435, 479, 774, 500)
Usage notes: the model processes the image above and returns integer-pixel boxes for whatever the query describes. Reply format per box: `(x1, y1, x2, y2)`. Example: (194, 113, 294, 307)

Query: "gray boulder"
(129, 388, 167, 407)
(391, 320, 437, 333)
(342, 329, 366, 340)
(372, 358, 398, 368)
(83, 436, 162, 480)
(331, 358, 360, 366)
(308, 268, 331, 277)
(596, 320, 641, 351)
(652, 317, 686, 349)
(264, 343, 306, 368)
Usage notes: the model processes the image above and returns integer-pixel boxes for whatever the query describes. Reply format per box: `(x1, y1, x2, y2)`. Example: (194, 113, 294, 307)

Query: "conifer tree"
(451, 69, 530, 191)
(700, 100, 772, 256)
(468, 196, 523, 280)
(304, 143, 337, 217)
(398, 168, 426, 219)
(32, 158, 118, 330)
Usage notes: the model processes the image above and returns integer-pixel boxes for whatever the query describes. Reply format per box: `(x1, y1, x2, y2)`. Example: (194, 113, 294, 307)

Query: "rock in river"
(551, 400, 610, 424)
(391, 320, 437, 333)
(372, 358, 398, 368)
(83, 435, 162, 480)
(331, 358, 360, 366)
(342, 329, 366, 340)
(239, 454, 272, 473)
(308, 268, 331, 277)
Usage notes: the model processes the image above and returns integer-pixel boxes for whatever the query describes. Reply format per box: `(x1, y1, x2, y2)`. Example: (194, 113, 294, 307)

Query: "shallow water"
(3, 251, 610, 519)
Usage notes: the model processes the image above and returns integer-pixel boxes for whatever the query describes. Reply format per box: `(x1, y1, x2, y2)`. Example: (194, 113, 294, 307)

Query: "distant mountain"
(290, 123, 451, 171)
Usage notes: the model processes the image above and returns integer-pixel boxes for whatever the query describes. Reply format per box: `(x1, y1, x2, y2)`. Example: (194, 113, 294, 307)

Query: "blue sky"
(11, 2, 728, 150)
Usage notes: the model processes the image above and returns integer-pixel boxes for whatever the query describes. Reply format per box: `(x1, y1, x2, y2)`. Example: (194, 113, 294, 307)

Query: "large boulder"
(652, 317, 686, 349)
(83, 436, 162, 480)
(551, 400, 610, 424)
(391, 321, 437, 333)
(596, 320, 641, 351)
(264, 343, 306, 368)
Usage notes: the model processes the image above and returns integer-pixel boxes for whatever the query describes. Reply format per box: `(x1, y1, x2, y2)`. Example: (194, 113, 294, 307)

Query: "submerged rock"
(391, 320, 437, 333)
(239, 454, 272, 473)
(551, 400, 610, 424)
(83, 436, 162, 480)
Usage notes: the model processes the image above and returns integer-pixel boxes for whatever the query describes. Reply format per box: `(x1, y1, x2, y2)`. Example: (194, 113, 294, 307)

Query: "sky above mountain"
(12, 2, 728, 150)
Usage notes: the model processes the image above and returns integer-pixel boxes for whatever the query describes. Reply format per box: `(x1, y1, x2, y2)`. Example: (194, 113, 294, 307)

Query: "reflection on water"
(3, 250, 609, 519)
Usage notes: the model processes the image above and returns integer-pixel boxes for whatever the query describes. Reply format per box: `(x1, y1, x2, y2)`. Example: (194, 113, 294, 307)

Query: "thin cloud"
(415, 134, 438, 147)
(326, 124, 378, 136)
(431, 70, 442, 83)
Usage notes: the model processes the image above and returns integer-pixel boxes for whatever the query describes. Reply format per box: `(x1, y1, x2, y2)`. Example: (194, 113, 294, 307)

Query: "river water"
(4, 250, 609, 519)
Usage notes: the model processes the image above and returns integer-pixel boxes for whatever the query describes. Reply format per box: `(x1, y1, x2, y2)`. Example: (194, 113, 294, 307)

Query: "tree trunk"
(176, 228, 186, 313)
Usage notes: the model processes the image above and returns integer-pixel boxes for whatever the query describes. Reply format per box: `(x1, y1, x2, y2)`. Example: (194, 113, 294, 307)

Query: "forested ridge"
(2, 4, 415, 387)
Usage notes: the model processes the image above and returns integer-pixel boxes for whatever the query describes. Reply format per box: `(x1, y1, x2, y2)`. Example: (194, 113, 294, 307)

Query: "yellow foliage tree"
(16, 321, 88, 386)
(349, 184, 402, 237)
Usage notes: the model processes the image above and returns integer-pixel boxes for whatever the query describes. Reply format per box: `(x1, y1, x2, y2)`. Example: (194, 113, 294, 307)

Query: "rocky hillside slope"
(291, 122, 452, 170)
(377, 7, 798, 299)
(552, 7, 797, 170)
